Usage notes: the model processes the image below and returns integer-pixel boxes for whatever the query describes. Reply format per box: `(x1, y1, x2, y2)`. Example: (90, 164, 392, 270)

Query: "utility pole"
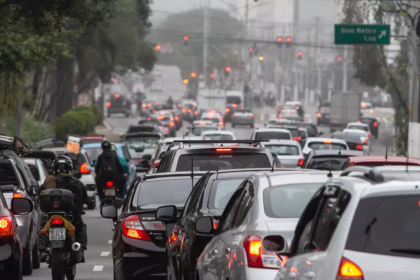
(342, 45, 348, 91)
(203, 0, 210, 86)
(293, 0, 300, 101)
(314, 17, 320, 97)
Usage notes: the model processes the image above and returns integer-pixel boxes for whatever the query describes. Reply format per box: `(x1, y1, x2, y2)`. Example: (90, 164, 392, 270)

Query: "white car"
(150, 83, 163, 92)
(302, 137, 349, 157)
(251, 129, 292, 141)
(23, 158, 49, 186)
(343, 128, 371, 152)
(201, 112, 224, 128)
(360, 102, 374, 116)
(346, 122, 372, 138)
(201, 130, 236, 140)
(263, 140, 304, 168)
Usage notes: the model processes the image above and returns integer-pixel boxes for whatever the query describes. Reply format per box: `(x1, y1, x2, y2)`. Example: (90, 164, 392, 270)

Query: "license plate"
(49, 228, 66, 241)
(105, 188, 115, 196)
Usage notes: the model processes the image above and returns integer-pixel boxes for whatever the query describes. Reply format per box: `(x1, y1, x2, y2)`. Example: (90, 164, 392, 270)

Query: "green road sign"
(334, 24, 390, 45)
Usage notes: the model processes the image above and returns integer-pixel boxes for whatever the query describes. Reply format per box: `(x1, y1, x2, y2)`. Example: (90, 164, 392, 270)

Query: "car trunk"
(265, 218, 299, 251)
(277, 155, 301, 168)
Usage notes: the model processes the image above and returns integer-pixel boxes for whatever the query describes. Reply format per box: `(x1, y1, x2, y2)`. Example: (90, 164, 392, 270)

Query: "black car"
(124, 124, 161, 136)
(156, 168, 276, 280)
(150, 111, 177, 137)
(107, 94, 131, 117)
(316, 107, 330, 125)
(0, 192, 34, 280)
(331, 131, 367, 152)
(301, 123, 320, 137)
(100, 172, 205, 280)
(156, 140, 274, 173)
(359, 117, 379, 138)
(301, 149, 365, 170)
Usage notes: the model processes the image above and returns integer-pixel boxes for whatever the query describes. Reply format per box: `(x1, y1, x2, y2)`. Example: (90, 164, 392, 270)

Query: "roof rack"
(168, 139, 269, 149)
(0, 135, 29, 153)
(340, 166, 384, 183)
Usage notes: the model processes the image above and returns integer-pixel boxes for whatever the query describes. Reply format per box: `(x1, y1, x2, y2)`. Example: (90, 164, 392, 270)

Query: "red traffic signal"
(155, 44, 161, 50)
(297, 51, 302, 56)
(337, 56, 342, 61)
(249, 47, 254, 52)
(210, 73, 214, 78)
(184, 35, 189, 41)
(225, 67, 231, 72)
(286, 36, 291, 43)
(191, 72, 197, 78)
(277, 36, 283, 42)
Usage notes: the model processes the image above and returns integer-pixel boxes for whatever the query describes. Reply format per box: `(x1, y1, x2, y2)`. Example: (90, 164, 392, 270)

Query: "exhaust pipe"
(71, 242, 82, 264)
(72, 242, 81, 252)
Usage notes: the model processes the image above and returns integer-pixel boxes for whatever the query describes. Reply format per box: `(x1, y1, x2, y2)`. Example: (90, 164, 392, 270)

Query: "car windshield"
(84, 148, 103, 162)
(135, 178, 200, 207)
(308, 157, 347, 170)
(208, 179, 244, 209)
(176, 154, 271, 171)
(183, 103, 194, 109)
(191, 127, 218, 136)
(127, 126, 156, 133)
(263, 183, 321, 218)
(227, 96, 241, 104)
(255, 131, 291, 140)
(203, 134, 234, 140)
(308, 142, 347, 151)
(265, 145, 300, 155)
(346, 194, 420, 259)
(348, 125, 369, 132)
(124, 139, 159, 150)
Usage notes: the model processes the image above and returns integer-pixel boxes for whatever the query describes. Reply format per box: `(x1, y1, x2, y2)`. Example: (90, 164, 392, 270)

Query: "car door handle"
(225, 248, 231, 254)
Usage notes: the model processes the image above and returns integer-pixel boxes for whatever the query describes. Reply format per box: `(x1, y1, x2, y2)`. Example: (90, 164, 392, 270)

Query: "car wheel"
(88, 197, 96, 210)
(32, 239, 41, 269)
(22, 240, 33, 275)
(6, 252, 22, 280)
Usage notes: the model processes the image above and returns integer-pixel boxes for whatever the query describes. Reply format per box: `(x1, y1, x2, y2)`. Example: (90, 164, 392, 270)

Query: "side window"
(220, 188, 245, 232)
(342, 161, 349, 169)
(122, 146, 131, 161)
(123, 179, 138, 212)
(157, 156, 170, 172)
(28, 164, 40, 181)
(22, 161, 35, 181)
(232, 182, 254, 228)
(184, 177, 206, 216)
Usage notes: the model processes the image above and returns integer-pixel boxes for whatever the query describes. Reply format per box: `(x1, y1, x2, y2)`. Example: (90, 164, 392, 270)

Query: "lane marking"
(101, 252, 110, 257)
(103, 120, 112, 130)
(93, 266, 104, 272)
(260, 113, 265, 122)
(108, 240, 112, 244)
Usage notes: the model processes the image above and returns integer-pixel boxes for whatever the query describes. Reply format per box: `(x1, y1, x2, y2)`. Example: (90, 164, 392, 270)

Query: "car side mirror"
(195, 216, 213, 235)
(138, 160, 151, 169)
(318, 132, 324, 136)
(156, 205, 177, 222)
(28, 184, 39, 196)
(11, 198, 33, 215)
(262, 235, 288, 253)
(142, 154, 152, 160)
(100, 205, 118, 220)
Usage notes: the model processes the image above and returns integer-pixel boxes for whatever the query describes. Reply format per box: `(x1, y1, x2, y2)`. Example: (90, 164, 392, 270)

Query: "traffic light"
(276, 36, 283, 48)
(259, 56, 264, 61)
(337, 56, 342, 62)
(224, 67, 231, 77)
(210, 73, 214, 78)
(297, 51, 302, 60)
(285, 36, 291, 48)
(191, 72, 197, 78)
(155, 44, 161, 51)
(183, 79, 189, 84)
(183, 35, 189, 46)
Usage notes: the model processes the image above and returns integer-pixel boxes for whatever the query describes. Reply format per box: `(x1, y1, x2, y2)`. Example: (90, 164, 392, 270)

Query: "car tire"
(22, 240, 33, 276)
(6, 252, 22, 280)
(32, 239, 41, 269)
(88, 197, 96, 210)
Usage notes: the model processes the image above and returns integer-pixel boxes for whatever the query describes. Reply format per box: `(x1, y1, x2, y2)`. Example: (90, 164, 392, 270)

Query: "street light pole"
(203, 0, 210, 86)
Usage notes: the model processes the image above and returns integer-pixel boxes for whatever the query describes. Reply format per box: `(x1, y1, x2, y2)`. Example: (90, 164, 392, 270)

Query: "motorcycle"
(39, 189, 82, 280)
(100, 181, 124, 208)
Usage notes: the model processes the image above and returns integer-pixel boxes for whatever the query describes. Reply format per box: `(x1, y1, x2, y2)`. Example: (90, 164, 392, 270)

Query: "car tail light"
(175, 116, 179, 120)
(194, 111, 198, 115)
(232, 104, 238, 108)
(142, 104, 146, 108)
(233, 114, 236, 118)
(367, 133, 371, 137)
(148, 103, 152, 107)
(251, 114, 254, 118)
(213, 220, 219, 229)
(13, 193, 23, 198)
(188, 109, 192, 113)
(278, 115, 283, 118)
(183, 109, 187, 112)
(219, 122, 224, 127)
(156, 101, 159, 105)
(169, 122, 175, 127)
(170, 117, 174, 120)
(243, 236, 281, 269)
(357, 120, 361, 123)
(373, 122, 378, 127)
(317, 113, 321, 118)
(51, 218, 64, 225)
(370, 109, 374, 114)
(106, 102, 111, 107)
(216, 148, 232, 152)
(298, 158, 304, 166)
(122, 215, 150, 240)
(165, 128, 169, 133)
(115, 94, 120, 98)
(293, 136, 302, 141)
(152, 110, 156, 113)
(364, 139, 368, 145)
(337, 258, 363, 280)
(0, 217, 13, 237)
(324, 140, 332, 144)
(80, 162, 91, 174)
(356, 145, 363, 150)
(106, 181, 114, 188)
(226, 108, 230, 113)
(142, 221, 165, 230)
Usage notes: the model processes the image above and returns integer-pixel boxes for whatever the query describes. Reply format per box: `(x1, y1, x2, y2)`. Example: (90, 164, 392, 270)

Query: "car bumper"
(232, 119, 253, 125)
(114, 236, 166, 280)
(0, 238, 14, 261)
(243, 267, 278, 280)
(317, 117, 330, 123)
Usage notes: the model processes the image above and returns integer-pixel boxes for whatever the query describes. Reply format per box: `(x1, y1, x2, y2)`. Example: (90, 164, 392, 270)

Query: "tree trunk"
(0, 117, 7, 135)
(13, 93, 23, 137)
(55, 57, 76, 117)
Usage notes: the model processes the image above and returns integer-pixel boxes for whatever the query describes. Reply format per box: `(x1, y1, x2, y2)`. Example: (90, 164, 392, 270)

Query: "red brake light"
(219, 121, 224, 127)
(213, 220, 219, 229)
(251, 114, 254, 118)
(142, 104, 146, 108)
(178, 104, 181, 108)
(122, 215, 150, 240)
(216, 148, 232, 152)
(278, 115, 283, 118)
(317, 113, 321, 118)
(367, 133, 371, 138)
(0, 218, 13, 237)
(226, 108, 230, 113)
(80, 162, 91, 174)
(364, 139, 368, 145)
(115, 94, 120, 98)
(356, 144, 363, 150)
(13, 193, 23, 198)
(293, 136, 302, 141)
(106, 181, 114, 187)
(338, 258, 363, 279)
(232, 104, 238, 108)
(373, 122, 378, 127)
(357, 120, 361, 123)
(169, 122, 175, 127)
(175, 116, 179, 120)
(323, 140, 332, 144)
(194, 111, 198, 115)
(243, 236, 281, 269)
(51, 218, 64, 225)
(298, 158, 304, 166)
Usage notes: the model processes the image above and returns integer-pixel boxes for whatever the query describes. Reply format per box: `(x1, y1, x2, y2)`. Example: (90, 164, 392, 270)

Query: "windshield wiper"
(390, 248, 420, 256)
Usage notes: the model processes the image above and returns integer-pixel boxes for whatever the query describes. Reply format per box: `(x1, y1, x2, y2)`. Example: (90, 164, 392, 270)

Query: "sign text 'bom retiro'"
(335, 24, 390, 45)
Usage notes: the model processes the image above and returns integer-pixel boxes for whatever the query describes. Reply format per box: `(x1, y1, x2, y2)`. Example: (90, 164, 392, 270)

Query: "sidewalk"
(95, 123, 120, 142)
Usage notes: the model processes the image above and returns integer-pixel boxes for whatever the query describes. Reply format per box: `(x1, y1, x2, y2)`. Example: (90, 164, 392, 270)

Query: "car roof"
(264, 139, 299, 146)
(201, 130, 234, 135)
(348, 122, 369, 127)
(343, 129, 368, 135)
(310, 150, 364, 157)
(306, 137, 347, 144)
(142, 171, 207, 181)
(256, 128, 291, 133)
(348, 156, 420, 164)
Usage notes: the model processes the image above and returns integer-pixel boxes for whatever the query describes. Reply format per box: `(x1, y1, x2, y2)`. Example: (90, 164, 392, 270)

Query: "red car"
(343, 156, 420, 169)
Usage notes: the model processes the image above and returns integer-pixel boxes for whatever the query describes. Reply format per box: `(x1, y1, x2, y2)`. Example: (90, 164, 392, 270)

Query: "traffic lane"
(26, 197, 114, 280)
(106, 115, 140, 135)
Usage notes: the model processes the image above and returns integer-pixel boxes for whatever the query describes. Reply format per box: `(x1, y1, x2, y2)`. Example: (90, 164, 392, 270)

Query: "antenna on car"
(191, 157, 194, 189)
(327, 159, 333, 178)
(271, 160, 275, 172)
(338, 143, 342, 155)
(385, 145, 388, 160)
(406, 154, 409, 173)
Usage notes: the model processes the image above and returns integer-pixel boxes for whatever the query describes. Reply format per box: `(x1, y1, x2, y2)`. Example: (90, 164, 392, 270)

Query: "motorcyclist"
(95, 140, 125, 202)
(167, 96, 174, 106)
(39, 155, 91, 262)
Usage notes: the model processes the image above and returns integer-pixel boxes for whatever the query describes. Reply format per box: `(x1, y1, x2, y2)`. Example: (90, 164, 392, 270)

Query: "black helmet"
(101, 140, 112, 151)
(53, 155, 73, 175)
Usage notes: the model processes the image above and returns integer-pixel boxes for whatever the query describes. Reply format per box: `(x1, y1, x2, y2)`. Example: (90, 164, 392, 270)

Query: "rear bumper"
(0, 239, 14, 261)
(232, 118, 254, 125)
(243, 267, 278, 280)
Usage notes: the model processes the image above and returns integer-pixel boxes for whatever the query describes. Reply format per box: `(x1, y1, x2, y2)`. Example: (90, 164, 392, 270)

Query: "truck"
(330, 91, 362, 132)
(196, 88, 226, 116)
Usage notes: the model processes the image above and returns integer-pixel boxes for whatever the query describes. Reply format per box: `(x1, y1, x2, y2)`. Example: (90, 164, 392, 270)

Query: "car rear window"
(191, 127, 218, 136)
(208, 179, 244, 209)
(176, 154, 271, 171)
(265, 145, 300, 155)
(127, 126, 156, 133)
(0, 162, 18, 185)
(263, 184, 321, 218)
(135, 178, 200, 207)
(84, 148, 103, 162)
(308, 157, 347, 170)
(255, 131, 291, 140)
(308, 142, 347, 151)
(348, 125, 369, 132)
(227, 96, 241, 104)
(203, 134, 234, 140)
(346, 194, 420, 258)
(28, 164, 41, 181)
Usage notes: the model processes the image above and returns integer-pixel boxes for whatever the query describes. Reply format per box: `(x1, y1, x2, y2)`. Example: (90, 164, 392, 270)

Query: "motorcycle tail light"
(51, 218, 64, 225)
(122, 215, 150, 240)
(106, 181, 114, 188)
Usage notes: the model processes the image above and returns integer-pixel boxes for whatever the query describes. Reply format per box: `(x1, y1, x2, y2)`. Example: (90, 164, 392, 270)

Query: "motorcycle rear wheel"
(50, 248, 65, 280)
(65, 265, 76, 280)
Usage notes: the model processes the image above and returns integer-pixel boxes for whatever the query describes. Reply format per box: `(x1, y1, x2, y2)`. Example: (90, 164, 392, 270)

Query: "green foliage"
(7, 117, 55, 148)
(54, 106, 100, 141)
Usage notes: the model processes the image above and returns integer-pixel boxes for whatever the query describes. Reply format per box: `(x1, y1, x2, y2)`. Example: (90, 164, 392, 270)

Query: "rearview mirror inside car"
(11, 198, 33, 215)
(155, 205, 177, 222)
(262, 235, 287, 253)
(101, 205, 118, 220)
(195, 216, 213, 235)
(134, 147, 145, 153)
(318, 132, 324, 136)
(142, 154, 152, 160)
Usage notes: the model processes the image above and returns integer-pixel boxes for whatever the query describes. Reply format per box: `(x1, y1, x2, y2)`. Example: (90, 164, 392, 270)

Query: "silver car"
(23, 158, 48, 186)
(263, 140, 304, 168)
(195, 170, 335, 280)
(231, 108, 255, 128)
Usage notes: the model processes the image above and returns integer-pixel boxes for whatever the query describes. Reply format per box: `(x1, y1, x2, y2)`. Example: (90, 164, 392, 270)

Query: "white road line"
(103, 120, 112, 130)
(305, 114, 311, 118)
(93, 266, 104, 272)
(108, 240, 112, 244)
(260, 113, 265, 122)
(100, 252, 110, 257)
